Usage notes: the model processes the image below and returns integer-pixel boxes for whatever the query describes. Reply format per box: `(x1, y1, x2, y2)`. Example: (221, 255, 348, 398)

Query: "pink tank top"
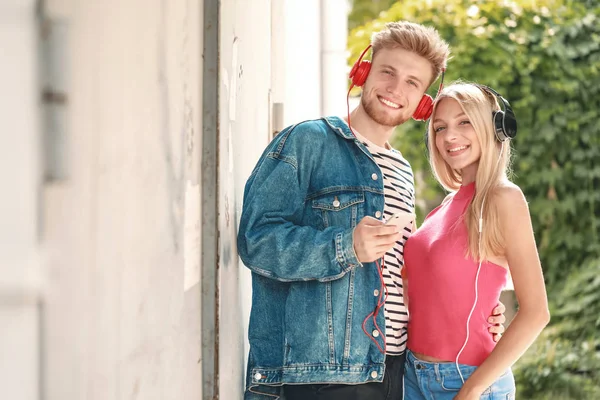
(403, 183, 508, 366)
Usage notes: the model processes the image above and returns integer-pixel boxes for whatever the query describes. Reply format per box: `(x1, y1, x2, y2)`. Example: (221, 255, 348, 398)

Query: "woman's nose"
(444, 129, 458, 142)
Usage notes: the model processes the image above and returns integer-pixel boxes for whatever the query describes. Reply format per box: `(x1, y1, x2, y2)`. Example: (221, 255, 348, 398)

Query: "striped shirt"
(354, 130, 415, 356)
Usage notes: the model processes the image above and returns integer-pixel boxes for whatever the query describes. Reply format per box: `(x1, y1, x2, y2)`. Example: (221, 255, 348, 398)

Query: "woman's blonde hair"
(371, 21, 450, 85)
(427, 82, 513, 261)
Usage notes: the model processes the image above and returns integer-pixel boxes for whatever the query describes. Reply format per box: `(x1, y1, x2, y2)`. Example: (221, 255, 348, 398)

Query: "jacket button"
(370, 371, 378, 378)
(373, 289, 380, 296)
(375, 211, 382, 218)
(372, 330, 379, 337)
(254, 372, 262, 380)
(371, 173, 378, 181)
(333, 199, 340, 208)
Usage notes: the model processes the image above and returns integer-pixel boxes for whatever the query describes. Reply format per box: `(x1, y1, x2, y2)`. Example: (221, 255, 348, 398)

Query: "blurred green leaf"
(349, 0, 600, 397)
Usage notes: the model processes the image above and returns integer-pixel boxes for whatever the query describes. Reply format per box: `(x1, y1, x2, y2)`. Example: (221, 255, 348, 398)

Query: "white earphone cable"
(455, 141, 505, 383)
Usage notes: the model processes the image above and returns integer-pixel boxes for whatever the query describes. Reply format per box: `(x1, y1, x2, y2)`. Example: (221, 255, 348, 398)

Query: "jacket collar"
(322, 116, 380, 164)
(322, 116, 356, 140)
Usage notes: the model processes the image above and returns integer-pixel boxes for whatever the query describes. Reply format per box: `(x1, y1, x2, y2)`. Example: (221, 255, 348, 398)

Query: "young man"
(237, 21, 506, 400)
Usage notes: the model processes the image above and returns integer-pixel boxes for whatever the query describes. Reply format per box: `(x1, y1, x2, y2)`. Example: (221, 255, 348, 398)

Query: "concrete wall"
(0, 1, 42, 399)
(1, 0, 350, 398)
(218, 0, 281, 398)
(41, 0, 203, 399)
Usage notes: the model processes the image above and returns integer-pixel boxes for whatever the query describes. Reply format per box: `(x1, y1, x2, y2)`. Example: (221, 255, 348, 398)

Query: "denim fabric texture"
(404, 350, 516, 400)
(283, 352, 406, 400)
(238, 117, 395, 399)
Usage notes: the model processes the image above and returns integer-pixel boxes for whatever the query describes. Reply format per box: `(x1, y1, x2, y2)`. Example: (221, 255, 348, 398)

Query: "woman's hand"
(488, 302, 506, 342)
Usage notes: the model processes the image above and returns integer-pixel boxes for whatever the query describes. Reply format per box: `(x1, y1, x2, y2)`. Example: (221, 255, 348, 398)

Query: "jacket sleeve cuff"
(335, 228, 362, 272)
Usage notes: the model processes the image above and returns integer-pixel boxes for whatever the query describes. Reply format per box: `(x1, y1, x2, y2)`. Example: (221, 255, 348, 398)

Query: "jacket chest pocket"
(312, 191, 364, 229)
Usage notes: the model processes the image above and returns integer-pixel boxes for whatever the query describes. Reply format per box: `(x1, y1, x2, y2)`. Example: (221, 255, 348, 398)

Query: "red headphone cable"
(361, 257, 388, 354)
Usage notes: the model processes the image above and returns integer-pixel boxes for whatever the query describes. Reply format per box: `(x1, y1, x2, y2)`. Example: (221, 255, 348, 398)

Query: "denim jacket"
(238, 116, 391, 399)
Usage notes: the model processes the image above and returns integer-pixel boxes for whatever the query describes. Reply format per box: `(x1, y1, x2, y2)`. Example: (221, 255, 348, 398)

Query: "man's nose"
(386, 78, 403, 96)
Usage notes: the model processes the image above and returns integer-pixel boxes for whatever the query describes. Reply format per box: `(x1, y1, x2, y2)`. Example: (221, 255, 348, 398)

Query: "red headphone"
(349, 45, 435, 121)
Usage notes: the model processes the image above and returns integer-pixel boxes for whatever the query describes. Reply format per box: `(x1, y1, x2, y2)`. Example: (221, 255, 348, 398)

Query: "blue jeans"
(404, 350, 515, 400)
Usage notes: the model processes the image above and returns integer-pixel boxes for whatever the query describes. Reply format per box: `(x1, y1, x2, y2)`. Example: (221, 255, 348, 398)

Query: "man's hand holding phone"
(352, 216, 401, 263)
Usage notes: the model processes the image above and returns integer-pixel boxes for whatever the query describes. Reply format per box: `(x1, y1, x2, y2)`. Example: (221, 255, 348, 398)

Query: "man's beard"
(361, 94, 408, 127)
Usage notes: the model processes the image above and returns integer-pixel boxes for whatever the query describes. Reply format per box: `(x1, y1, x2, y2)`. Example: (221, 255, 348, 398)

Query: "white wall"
(219, 0, 275, 398)
(41, 0, 203, 399)
(282, 0, 349, 126)
(321, 0, 351, 118)
(0, 1, 41, 399)
(0, 0, 351, 398)
(283, 0, 322, 124)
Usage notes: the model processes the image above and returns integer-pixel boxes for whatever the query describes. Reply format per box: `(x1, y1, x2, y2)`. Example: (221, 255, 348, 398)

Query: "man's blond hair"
(371, 21, 450, 86)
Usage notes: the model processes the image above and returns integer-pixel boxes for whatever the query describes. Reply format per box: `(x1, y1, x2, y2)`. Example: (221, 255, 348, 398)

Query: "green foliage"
(551, 257, 600, 341)
(348, 0, 600, 290)
(348, 0, 600, 397)
(348, 0, 398, 31)
(514, 331, 600, 399)
(513, 258, 600, 399)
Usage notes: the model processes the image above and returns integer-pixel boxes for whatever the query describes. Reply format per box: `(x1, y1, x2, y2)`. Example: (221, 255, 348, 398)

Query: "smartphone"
(385, 212, 416, 232)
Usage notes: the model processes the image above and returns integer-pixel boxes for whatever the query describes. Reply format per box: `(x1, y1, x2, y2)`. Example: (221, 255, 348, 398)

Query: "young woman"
(402, 82, 550, 399)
